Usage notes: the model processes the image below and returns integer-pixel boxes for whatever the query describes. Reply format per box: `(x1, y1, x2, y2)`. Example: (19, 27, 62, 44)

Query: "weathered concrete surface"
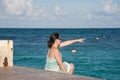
(0, 66, 102, 80)
(0, 40, 13, 67)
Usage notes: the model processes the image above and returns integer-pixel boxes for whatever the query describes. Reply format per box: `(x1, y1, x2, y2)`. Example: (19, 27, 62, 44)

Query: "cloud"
(3, 0, 49, 19)
(47, 5, 68, 21)
(88, 0, 120, 22)
(0, 15, 9, 19)
(3, 0, 31, 15)
(2, 0, 68, 21)
(54, 5, 68, 17)
(102, 0, 120, 14)
(82, 14, 93, 20)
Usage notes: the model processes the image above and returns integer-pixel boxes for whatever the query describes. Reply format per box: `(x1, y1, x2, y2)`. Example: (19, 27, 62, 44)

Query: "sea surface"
(0, 28, 120, 80)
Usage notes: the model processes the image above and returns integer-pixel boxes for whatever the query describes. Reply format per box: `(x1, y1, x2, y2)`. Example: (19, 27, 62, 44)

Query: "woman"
(45, 32, 85, 74)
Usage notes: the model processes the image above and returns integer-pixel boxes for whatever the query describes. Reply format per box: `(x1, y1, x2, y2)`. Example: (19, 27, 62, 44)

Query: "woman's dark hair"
(48, 32, 60, 48)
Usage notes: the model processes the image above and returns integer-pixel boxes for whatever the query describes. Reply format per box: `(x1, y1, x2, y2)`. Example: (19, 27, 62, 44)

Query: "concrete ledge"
(0, 40, 13, 67)
(0, 66, 102, 80)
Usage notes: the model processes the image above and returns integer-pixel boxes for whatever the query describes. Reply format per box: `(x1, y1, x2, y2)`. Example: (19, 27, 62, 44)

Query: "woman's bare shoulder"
(50, 48, 60, 56)
(49, 48, 59, 56)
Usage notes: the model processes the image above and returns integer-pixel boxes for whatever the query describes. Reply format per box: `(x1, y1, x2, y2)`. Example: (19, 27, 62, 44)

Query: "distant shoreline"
(0, 28, 120, 30)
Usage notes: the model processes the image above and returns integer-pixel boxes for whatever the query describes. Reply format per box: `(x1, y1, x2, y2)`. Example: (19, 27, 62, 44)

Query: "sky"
(0, 0, 120, 28)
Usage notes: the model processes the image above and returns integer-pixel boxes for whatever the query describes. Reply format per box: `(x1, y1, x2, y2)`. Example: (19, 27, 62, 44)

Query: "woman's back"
(45, 49, 61, 72)
(48, 48, 56, 58)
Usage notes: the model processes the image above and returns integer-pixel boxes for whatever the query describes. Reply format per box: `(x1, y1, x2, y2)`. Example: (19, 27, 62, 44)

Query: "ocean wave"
(14, 56, 41, 62)
(0, 35, 16, 39)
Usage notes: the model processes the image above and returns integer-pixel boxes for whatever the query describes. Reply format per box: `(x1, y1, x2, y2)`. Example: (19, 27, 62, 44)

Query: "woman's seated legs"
(68, 63, 74, 74)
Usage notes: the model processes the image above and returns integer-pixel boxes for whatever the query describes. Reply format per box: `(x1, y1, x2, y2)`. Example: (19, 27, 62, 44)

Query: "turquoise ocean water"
(0, 28, 120, 80)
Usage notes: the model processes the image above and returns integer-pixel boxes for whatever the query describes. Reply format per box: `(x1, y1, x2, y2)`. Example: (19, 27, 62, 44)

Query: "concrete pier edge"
(0, 66, 102, 80)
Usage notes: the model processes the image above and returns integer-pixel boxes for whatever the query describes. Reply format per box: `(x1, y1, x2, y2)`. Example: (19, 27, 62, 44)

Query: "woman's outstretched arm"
(60, 38, 85, 48)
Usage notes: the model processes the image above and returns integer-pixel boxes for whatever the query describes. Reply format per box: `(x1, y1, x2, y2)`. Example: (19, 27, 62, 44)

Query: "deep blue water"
(0, 28, 120, 80)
